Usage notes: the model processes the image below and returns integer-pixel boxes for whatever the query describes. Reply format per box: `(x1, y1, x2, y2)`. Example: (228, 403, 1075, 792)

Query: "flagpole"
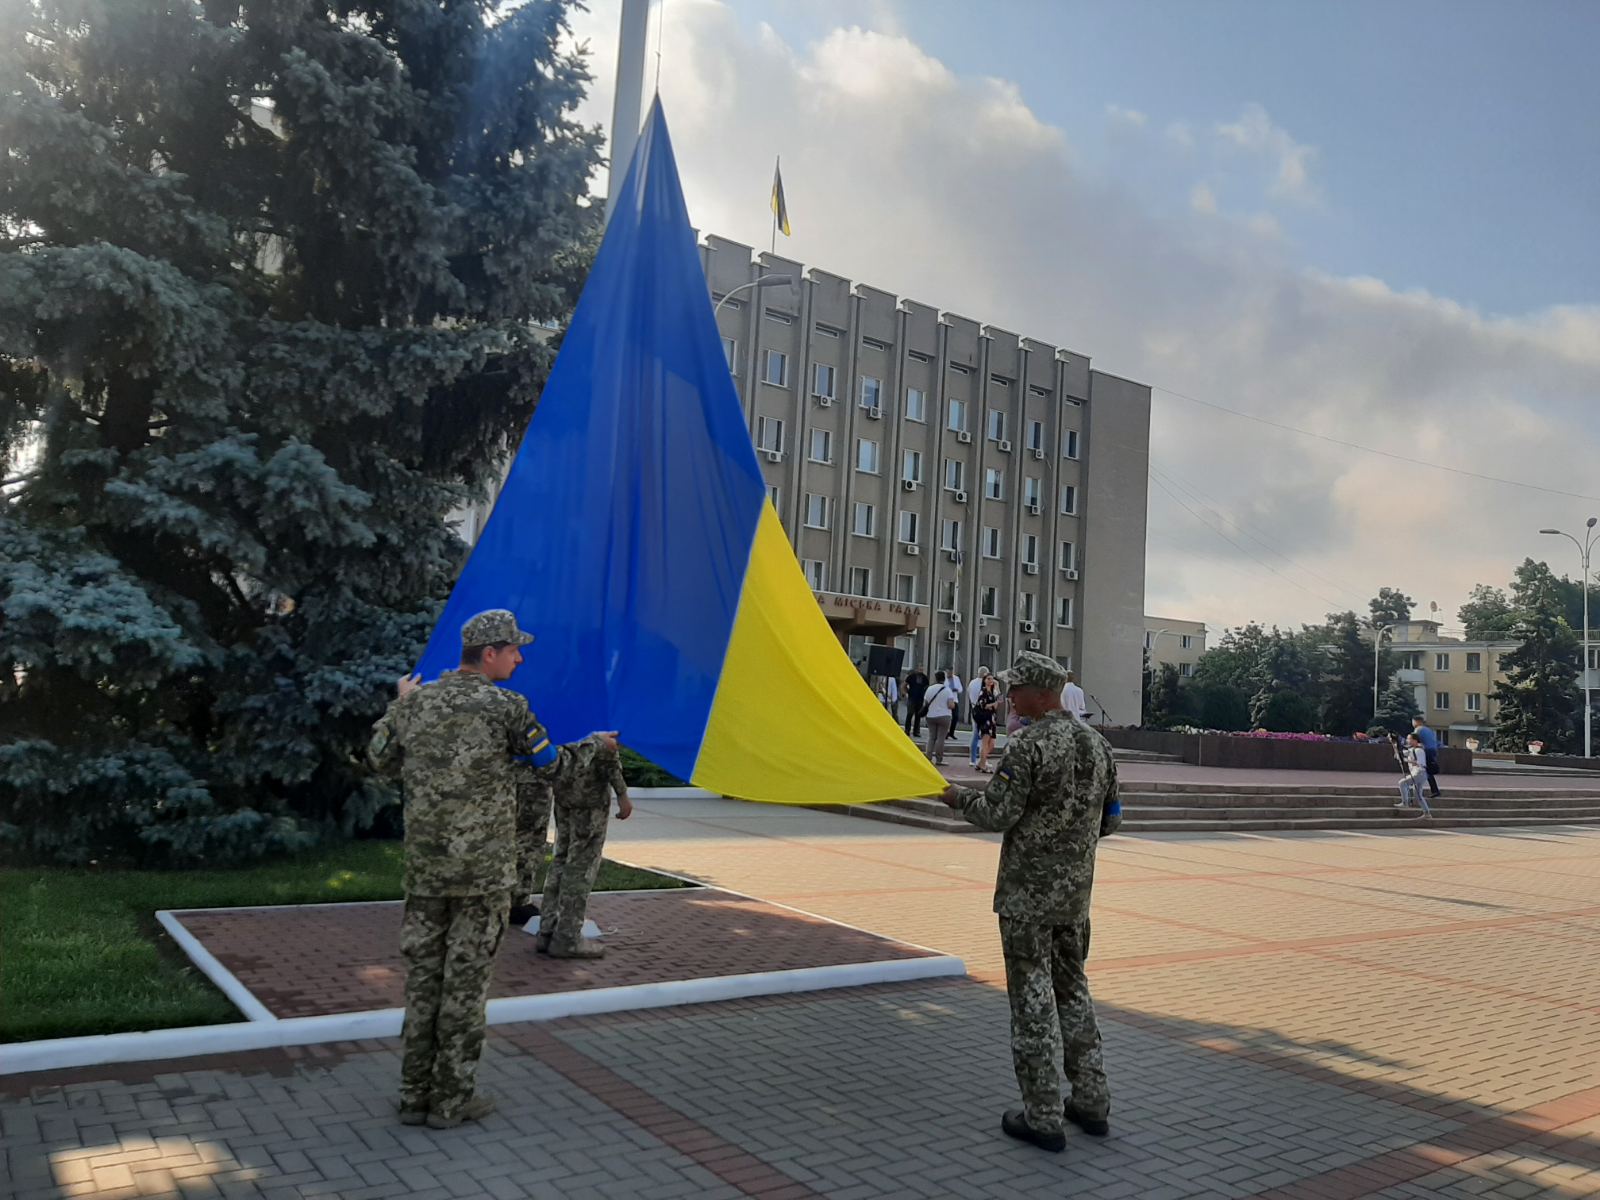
(605, 0, 651, 226)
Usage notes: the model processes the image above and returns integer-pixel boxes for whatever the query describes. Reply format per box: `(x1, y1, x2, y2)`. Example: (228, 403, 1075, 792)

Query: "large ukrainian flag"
(415, 101, 943, 805)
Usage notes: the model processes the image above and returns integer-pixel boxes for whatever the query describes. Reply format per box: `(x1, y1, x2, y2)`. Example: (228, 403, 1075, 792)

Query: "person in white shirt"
(1395, 733, 1434, 816)
(881, 674, 900, 716)
(923, 671, 959, 765)
(1060, 670, 1087, 721)
(967, 666, 991, 766)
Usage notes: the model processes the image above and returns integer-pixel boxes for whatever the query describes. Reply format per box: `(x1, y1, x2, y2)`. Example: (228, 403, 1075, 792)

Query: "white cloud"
(1106, 103, 1148, 128)
(1189, 182, 1218, 215)
(1165, 120, 1196, 149)
(1216, 102, 1320, 204)
(568, 2, 1600, 632)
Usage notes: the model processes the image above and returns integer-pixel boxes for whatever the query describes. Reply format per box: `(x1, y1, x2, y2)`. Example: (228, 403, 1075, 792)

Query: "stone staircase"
(818, 781, 1600, 836)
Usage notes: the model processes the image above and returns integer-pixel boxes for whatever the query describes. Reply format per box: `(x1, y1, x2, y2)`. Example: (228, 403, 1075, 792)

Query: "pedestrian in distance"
(1060, 670, 1087, 721)
(974, 673, 1001, 773)
(368, 609, 617, 1129)
(1395, 732, 1434, 817)
(935, 652, 1121, 1153)
(538, 745, 633, 958)
(923, 671, 958, 765)
(1411, 715, 1443, 798)
(904, 664, 930, 739)
(968, 666, 993, 767)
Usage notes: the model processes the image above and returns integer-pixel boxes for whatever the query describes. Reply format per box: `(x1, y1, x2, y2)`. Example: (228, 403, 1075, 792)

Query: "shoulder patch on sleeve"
(996, 766, 1016, 783)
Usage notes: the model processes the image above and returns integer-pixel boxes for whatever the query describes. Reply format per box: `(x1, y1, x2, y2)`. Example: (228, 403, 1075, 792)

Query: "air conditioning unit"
(945, 548, 959, 562)
(957, 430, 973, 444)
(1028, 638, 1042, 651)
(977, 616, 989, 628)
(985, 634, 1001, 647)
(1032, 449, 1045, 461)
(945, 629, 961, 642)
(1027, 502, 1041, 515)
(905, 543, 921, 556)
(815, 395, 833, 407)
(1024, 563, 1039, 576)
(1021, 621, 1037, 634)
(949, 611, 962, 625)
(1062, 567, 1079, 580)
(865, 407, 883, 421)
(998, 439, 1012, 453)
(954, 490, 968, 504)
(901, 478, 918, 491)
(762, 449, 783, 463)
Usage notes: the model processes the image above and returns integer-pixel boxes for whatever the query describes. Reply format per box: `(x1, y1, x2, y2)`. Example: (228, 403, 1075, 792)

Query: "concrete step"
(1112, 749, 1185, 764)
(1119, 792, 1600, 813)
(1122, 805, 1600, 824)
(1117, 781, 1600, 799)
(1121, 815, 1600, 833)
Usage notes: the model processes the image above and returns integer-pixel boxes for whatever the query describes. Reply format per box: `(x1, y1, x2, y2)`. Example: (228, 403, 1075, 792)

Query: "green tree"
(1372, 676, 1421, 736)
(1491, 560, 1582, 754)
(0, 0, 603, 863)
(1248, 629, 1316, 730)
(1319, 610, 1375, 735)
(1187, 679, 1252, 731)
(1458, 584, 1515, 641)
(1145, 662, 1181, 728)
(1193, 622, 1270, 692)
(1368, 587, 1415, 628)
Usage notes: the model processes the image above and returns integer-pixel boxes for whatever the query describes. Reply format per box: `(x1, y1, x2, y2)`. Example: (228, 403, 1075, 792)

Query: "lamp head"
(1587, 516, 1597, 529)
(1539, 528, 1561, 535)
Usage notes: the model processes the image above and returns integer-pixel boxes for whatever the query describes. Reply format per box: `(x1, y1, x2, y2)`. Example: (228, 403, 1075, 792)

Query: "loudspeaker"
(866, 644, 906, 679)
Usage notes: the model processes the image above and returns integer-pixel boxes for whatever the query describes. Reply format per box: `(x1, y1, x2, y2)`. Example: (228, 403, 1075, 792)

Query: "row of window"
(1435, 692, 1487, 713)
(736, 345, 1082, 456)
(1401, 651, 1488, 673)
(801, 560, 1076, 628)
(1145, 633, 1199, 650)
(797, 498, 1078, 561)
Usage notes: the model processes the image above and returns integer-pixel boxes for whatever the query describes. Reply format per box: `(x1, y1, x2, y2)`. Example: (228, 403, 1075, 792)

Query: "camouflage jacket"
(368, 671, 599, 896)
(555, 745, 629, 813)
(951, 710, 1117, 924)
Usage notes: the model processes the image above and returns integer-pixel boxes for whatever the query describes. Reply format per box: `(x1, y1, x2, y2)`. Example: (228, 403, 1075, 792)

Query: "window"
(1023, 534, 1038, 566)
(987, 410, 1007, 442)
(815, 323, 841, 339)
(909, 350, 932, 363)
(1465, 693, 1483, 713)
(1023, 476, 1041, 507)
(1144, 632, 1155, 650)
(1466, 652, 1482, 672)
(950, 362, 971, 376)
(944, 458, 965, 492)
(1060, 483, 1077, 515)
(766, 484, 780, 510)
(1435, 653, 1451, 671)
(1180, 635, 1193, 650)
(1434, 692, 1450, 711)
(906, 387, 927, 422)
(862, 335, 889, 352)
(763, 349, 788, 386)
(1060, 540, 1076, 571)
(938, 579, 958, 611)
(981, 526, 1001, 558)
(804, 494, 829, 529)
(812, 362, 836, 398)
(981, 586, 999, 618)
(1056, 596, 1074, 628)
(985, 468, 1004, 501)
(895, 573, 917, 602)
(763, 308, 792, 325)
(856, 438, 880, 474)
(721, 337, 737, 371)
(1020, 593, 1037, 623)
(1400, 651, 1424, 671)
(755, 416, 784, 453)
(1027, 419, 1044, 452)
(809, 428, 832, 463)
(898, 509, 919, 544)
(852, 502, 876, 537)
(948, 398, 968, 433)
(802, 559, 825, 590)
(849, 567, 871, 597)
(1063, 429, 1080, 459)
(941, 519, 961, 552)
(859, 376, 882, 412)
(1179, 662, 1192, 678)
(902, 448, 923, 483)
(1590, 646, 1600, 671)
(990, 373, 1011, 388)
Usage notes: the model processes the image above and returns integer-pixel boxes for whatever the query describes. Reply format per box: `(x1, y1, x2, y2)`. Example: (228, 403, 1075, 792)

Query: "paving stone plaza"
(5, 794, 1600, 1199)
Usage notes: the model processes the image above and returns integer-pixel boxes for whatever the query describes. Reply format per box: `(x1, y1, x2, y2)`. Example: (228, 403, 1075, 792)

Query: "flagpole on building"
(605, 0, 652, 226)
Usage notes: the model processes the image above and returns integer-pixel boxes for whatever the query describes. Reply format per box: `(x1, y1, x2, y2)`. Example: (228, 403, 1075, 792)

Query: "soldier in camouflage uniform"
(938, 651, 1121, 1153)
(368, 610, 616, 1130)
(536, 746, 633, 958)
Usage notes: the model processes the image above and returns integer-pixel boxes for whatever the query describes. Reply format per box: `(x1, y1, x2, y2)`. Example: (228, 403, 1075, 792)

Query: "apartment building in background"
(1386, 618, 1518, 746)
(705, 236, 1151, 727)
(1145, 616, 1208, 679)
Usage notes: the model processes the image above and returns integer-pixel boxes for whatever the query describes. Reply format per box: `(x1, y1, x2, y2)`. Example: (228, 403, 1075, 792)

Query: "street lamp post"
(1540, 517, 1598, 758)
(1370, 621, 1401, 720)
(713, 274, 796, 317)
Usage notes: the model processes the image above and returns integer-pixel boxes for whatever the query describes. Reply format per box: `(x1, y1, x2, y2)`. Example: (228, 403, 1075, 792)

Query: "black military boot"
(1001, 1108, 1066, 1153)
(1064, 1101, 1109, 1137)
(507, 902, 539, 926)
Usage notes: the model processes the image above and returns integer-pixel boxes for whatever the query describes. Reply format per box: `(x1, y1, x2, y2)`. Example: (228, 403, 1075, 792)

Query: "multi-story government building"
(703, 236, 1151, 727)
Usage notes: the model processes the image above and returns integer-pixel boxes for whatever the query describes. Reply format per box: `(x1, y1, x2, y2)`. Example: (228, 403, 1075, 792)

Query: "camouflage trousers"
(998, 915, 1110, 1135)
(540, 799, 609, 951)
(399, 892, 510, 1120)
(514, 781, 554, 907)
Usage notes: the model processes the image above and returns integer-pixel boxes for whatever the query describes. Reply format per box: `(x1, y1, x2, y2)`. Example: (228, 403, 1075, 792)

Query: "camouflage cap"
(997, 650, 1068, 692)
(460, 609, 536, 648)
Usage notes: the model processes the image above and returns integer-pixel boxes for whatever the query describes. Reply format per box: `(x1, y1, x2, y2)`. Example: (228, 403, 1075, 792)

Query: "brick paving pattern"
(5, 797, 1600, 1197)
(170, 889, 938, 1019)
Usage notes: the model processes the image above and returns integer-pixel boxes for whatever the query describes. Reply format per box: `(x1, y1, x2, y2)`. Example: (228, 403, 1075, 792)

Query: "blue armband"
(523, 736, 558, 769)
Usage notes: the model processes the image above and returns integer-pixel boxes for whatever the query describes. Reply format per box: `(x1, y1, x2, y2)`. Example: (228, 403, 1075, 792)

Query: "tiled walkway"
(5, 799, 1600, 1198)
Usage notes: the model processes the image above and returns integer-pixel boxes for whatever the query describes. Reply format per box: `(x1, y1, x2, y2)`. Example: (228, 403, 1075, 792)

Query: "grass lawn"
(0, 841, 686, 1044)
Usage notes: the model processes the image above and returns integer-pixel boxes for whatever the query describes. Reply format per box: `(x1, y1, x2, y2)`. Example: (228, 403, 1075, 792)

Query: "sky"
(562, 0, 1600, 635)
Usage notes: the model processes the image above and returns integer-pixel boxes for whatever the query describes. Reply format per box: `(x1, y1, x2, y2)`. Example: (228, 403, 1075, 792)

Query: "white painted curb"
(1, 955, 965, 1077)
(154, 911, 277, 1024)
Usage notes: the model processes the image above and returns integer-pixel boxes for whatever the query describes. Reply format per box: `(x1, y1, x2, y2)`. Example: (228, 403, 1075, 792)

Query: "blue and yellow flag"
(415, 101, 942, 805)
(771, 157, 791, 238)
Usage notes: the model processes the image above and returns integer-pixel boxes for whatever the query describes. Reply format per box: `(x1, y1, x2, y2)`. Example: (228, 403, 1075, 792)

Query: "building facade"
(1145, 616, 1208, 679)
(1386, 619, 1517, 746)
(704, 236, 1151, 726)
